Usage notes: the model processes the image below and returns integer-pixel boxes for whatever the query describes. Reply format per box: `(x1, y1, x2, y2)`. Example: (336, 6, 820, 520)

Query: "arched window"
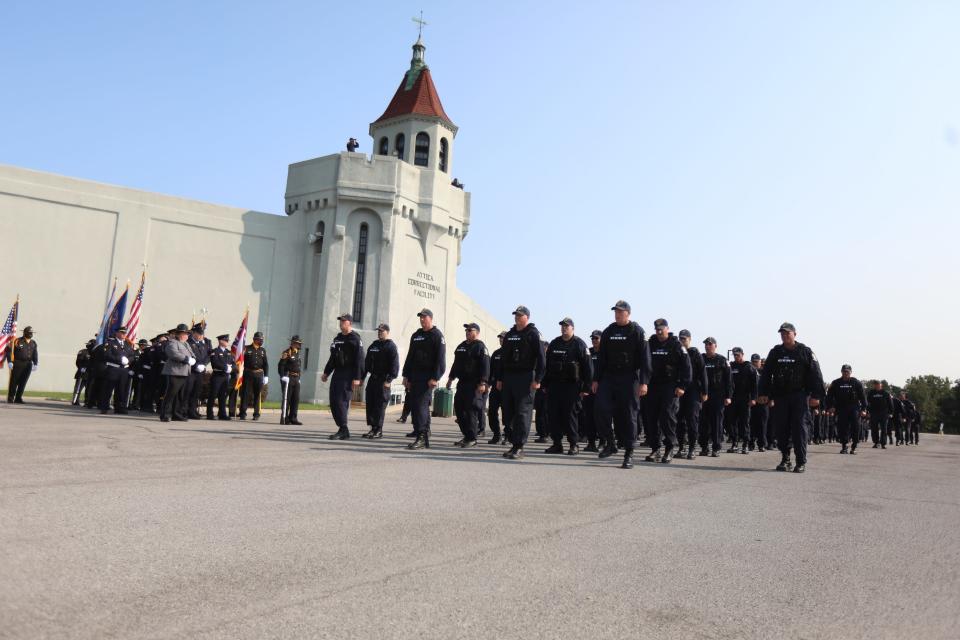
(378, 137, 389, 156)
(352, 223, 369, 323)
(395, 133, 405, 161)
(314, 221, 324, 255)
(414, 132, 430, 167)
(439, 138, 449, 172)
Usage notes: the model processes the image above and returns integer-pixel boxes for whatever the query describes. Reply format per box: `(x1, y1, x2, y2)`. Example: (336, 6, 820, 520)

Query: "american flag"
(0, 297, 18, 365)
(231, 308, 249, 390)
(126, 272, 145, 343)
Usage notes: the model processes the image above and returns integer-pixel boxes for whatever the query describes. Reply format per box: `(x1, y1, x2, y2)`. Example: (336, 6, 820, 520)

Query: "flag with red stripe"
(126, 272, 145, 343)
(231, 308, 249, 390)
(0, 297, 18, 365)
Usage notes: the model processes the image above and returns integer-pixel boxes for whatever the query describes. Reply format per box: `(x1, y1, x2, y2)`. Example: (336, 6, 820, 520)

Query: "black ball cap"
(559, 317, 574, 327)
(463, 322, 480, 331)
(337, 313, 354, 322)
(512, 305, 530, 317)
(751, 353, 761, 361)
(841, 364, 852, 372)
(703, 336, 717, 345)
(654, 318, 668, 329)
(377, 323, 390, 332)
(417, 308, 433, 318)
(590, 330, 602, 339)
(678, 329, 691, 339)
(290, 335, 303, 344)
(778, 322, 796, 333)
(611, 300, 631, 312)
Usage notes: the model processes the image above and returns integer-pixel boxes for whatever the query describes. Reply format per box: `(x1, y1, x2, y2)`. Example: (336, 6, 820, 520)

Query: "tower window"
(314, 221, 325, 255)
(378, 136, 389, 155)
(414, 132, 430, 167)
(352, 223, 369, 323)
(395, 133, 406, 161)
(439, 138, 449, 172)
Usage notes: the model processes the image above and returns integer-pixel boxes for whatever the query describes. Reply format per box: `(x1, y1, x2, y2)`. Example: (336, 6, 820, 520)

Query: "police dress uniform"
(644, 331, 692, 461)
(207, 337, 236, 420)
(701, 350, 732, 455)
(324, 328, 365, 436)
(826, 375, 867, 452)
(185, 329, 211, 419)
(98, 333, 134, 414)
(728, 359, 759, 452)
(278, 338, 304, 425)
(239, 335, 269, 420)
(499, 319, 545, 457)
(448, 330, 491, 446)
(72, 341, 93, 406)
(402, 317, 445, 448)
(6, 331, 39, 403)
(363, 333, 400, 437)
(542, 329, 593, 453)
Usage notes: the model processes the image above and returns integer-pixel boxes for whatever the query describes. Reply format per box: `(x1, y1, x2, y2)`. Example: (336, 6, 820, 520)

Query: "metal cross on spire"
(412, 11, 428, 39)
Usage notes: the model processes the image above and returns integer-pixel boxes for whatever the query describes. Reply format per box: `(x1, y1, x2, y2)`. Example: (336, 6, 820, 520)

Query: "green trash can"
(432, 387, 454, 418)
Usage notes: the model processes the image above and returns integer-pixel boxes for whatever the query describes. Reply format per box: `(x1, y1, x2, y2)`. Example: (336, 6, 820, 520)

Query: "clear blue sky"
(3, 1, 958, 385)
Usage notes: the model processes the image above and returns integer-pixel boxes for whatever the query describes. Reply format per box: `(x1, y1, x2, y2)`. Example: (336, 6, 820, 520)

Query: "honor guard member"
(644, 319, 691, 463)
(486, 332, 507, 445)
(825, 364, 867, 454)
(677, 330, 708, 460)
(889, 394, 905, 445)
(592, 301, 653, 469)
(899, 393, 918, 446)
(130, 339, 149, 408)
(497, 306, 546, 460)
(278, 336, 304, 425)
(700, 338, 732, 457)
(6, 326, 39, 403)
(322, 314, 364, 439)
(185, 325, 211, 419)
(748, 354, 770, 451)
(362, 323, 400, 439)
(758, 322, 825, 473)
(98, 327, 134, 414)
(728, 347, 758, 454)
(402, 309, 446, 450)
(542, 318, 593, 456)
(446, 322, 491, 448)
(580, 330, 604, 453)
(146, 335, 167, 413)
(160, 324, 194, 422)
(239, 332, 269, 421)
(72, 339, 94, 406)
(207, 334, 235, 420)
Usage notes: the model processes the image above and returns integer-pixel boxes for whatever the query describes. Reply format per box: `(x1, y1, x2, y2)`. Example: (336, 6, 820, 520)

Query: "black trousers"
(98, 367, 130, 412)
(579, 394, 598, 443)
(534, 388, 547, 437)
(771, 392, 810, 465)
(644, 383, 679, 451)
(700, 397, 725, 451)
(751, 404, 769, 448)
(160, 375, 187, 420)
(185, 371, 204, 417)
(228, 373, 239, 416)
(546, 381, 581, 445)
(329, 371, 354, 429)
(678, 392, 701, 448)
(501, 370, 536, 447)
(407, 374, 433, 436)
(207, 373, 230, 418)
(7, 363, 32, 402)
(454, 382, 483, 441)
(487, 389, 502, 436)
(138, 374, 156, 412)
(836, 406, 859, 447)
(239, 371, 264, 418)
(910, 421, 919, 444)
(365, 376, 390, 429)
(596, 372, 639, 451)
(282, 377, 301, 421)
(84, 371, 103, 408)
(728, 399, 751, 445)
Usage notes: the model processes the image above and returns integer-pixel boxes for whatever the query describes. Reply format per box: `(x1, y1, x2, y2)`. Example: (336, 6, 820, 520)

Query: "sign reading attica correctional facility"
(408, 271, 442, 300)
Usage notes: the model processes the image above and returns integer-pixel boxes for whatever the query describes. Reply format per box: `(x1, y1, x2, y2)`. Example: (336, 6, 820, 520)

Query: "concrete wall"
(0, 164, 299, 396)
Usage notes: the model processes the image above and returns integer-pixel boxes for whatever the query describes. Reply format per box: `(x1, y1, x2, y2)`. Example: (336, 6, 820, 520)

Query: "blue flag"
(104, 286, 129, 341)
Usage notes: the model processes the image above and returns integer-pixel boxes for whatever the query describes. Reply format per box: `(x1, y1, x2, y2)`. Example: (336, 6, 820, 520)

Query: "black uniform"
(701, 353, 732, 454)
(324, 332, 365, 432)
(402, 327, 446, 440)
(644, 334, 692, 456)
(98, 337, 134, 413)
(826, 377, 867, 450)
(84, 343, 106, 409)
(448, 339, 491, 443)
(6, 337, 39, 403)
(542, 335, 593, 448)
(678, 346, 707, 453)
(728, 360, 759, 450)
(72, 345, 91, 405)
(579, 346, 603, 449)
(364, 338, 400, 434)
(239, 344, 269, 420)
(277, 346, 303, 424)
(487, 347, 505, 441)
(185, 336, 211, 418)
(750, 364, 770, 450)
(759, 342, 825, 468)
(901, 398, 918, 445)
(594, 322, 653, 455)
(499, 324, 546, 449)
(891, 397, 906, 445)
(207, 346, 236, 419)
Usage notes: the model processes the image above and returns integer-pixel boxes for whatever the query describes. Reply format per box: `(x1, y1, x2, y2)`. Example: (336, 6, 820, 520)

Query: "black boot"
(598, 441, 617, 459)
(584, 440, 598, 453)
(645, 448, 662, 463)
(840, 445, 848, 454)
(567, 444, 580, 456)
(371, 429, 383, 439)
(487, 433, 501, 445)
(544, 442, 564, 454)
(622, 450, 634, 469)
(660, 448, 673, 463)
(776, 456, 791, 472)
(362, 429, 376, 439)
(503, 445, 518, 459)
(408, 434, 427, 450)
(329, 429, 350, 440)
(405, 430, 417, 438)
(686, 445, 695, 460)
(507, 446, 524, 460)
(794, 463, 806, 473)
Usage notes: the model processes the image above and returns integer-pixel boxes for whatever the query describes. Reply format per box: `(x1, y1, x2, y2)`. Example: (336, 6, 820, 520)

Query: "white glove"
(128, 370, 134, 377)
(138, 374, 144, 379)
(195, 364, 206, 373)
(188, 357, 197, 366)
(225, 364, 233, 373)
(263, 376, 269, 385)
(80, 368, 86, 373)
(121, 356, 129, 366)
(281, 376, 290, 383)
(7, 362, 12, 369)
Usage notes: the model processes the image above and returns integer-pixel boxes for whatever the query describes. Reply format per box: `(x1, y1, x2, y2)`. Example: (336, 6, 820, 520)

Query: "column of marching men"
(46, 300, 927, 471)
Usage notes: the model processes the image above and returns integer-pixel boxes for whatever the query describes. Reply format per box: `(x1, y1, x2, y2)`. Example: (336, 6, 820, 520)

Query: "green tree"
(903, 375, 953, 432)
(937, 381, 960, 434)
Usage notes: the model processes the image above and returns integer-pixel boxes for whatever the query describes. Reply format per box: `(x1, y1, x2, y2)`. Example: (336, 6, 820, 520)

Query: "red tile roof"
(374, 67, 454, 126)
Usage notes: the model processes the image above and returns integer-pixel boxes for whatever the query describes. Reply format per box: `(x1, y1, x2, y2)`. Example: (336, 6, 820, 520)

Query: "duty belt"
(288, 372, 300, 377)
(247, 368, 264, 373)
(142, 365, 151, 370)
(105, 362, 128, 369)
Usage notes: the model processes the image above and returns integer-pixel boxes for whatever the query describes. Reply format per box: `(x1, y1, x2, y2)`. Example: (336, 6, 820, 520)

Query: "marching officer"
(728, 347, 758, 454)
(825, 364, 867, 455)
(239, 331, 268, 421)
(402, 309, 446, 450)
(207, 334, 235, 420)
(486, 332, 506, 445)
(542, 317, 593, 456)
(677, 329, 708, 460)
(592, 301, 652, 469)
(700, 338, 732, 457)
(130, 339, 149, 408)
(322, 314, 364, 439)
(580, 330, 604, 453)
(644, 319, 691, 463)
(185, 325, 211, 419)
(98, 327, 134, 414)
(363, 323, 400, 439)
(6, 326, 39, 403)
(72, 339, 94, 406)
(278, 336, 304, 425)
(758, 322, 825, 473)
(446, 322, 491, 448)
(749, 354, 770, 451)
(498, 306, 545, 461)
